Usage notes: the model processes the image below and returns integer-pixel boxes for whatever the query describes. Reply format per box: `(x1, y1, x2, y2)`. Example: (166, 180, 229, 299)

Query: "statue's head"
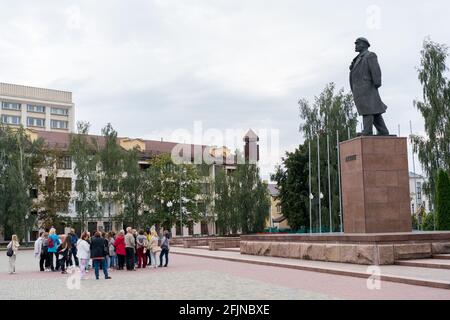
(355, 37, 370, 52)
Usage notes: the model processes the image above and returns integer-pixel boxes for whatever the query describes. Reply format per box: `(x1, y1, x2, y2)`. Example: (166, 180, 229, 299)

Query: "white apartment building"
(0, 83, 75, 133)
(409, 172, 432, 214)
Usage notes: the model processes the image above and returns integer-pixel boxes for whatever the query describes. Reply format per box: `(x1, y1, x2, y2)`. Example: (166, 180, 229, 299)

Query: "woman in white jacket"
(76, 231, 91, 279)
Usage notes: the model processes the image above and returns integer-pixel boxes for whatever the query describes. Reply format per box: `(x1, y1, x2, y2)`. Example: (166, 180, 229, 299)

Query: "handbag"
(152, 246, 162, 254)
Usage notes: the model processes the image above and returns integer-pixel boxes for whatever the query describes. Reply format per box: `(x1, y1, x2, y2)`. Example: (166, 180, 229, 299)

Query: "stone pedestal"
(340, 136, 412, 233)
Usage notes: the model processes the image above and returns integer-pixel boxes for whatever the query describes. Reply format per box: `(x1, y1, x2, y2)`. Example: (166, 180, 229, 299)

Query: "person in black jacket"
(90, 231, 112, 280)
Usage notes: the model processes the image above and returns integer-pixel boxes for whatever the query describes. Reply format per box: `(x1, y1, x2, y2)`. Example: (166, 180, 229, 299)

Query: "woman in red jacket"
(113, 230, 126, 270)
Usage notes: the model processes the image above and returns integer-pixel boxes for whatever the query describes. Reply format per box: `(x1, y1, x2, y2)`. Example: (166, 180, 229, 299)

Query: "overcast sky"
(1, 0, 449, 180)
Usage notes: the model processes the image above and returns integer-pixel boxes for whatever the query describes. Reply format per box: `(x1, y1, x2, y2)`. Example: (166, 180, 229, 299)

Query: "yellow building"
(267, 183, 290, 230)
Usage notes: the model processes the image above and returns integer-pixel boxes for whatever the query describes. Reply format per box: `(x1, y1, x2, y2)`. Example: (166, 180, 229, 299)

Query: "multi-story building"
(267, 183, 289, 230)
(0, 83, 75, 133)
(2, 128, 254, 241)
(409, 172, 432, 214)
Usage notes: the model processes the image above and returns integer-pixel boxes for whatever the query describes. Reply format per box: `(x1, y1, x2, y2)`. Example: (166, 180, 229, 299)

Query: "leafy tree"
(293, 83, 357, 232)
(436, 170, 450, 230)
(121, 147, 146, 228)
(144, 153, 202, 231)
(35, 148, 72, 230)
(411, 39, 450, 207)
(0, 125, 44, 240)
(422, 212, 436, 231)
(69, 122, 99, 232)
(272, 143, 310, 231)
(98, 123, 124, 231)
(214, 151, 270, 235)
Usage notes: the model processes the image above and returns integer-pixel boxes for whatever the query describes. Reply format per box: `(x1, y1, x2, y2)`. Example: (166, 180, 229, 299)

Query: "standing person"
(34, 232, 45, 271)
(114, 230, 126, 270)
(125, 227, 136, 271)
(7, 235, 20, 274)
(101, 232, 110, 272)
(48, 228, 60, 272)
(159, 230, 170, 268)
(107, 232, 117, 269)
(149, 229, 161, 269)
(41, 233, 50, 271)
(145, 228, 151, 266)
(77, 232, 91, 279)
(136, 230, 148, 268)
(132, 229, 138, 267)
(68, 228, 79, 268)
(56, 236, 72, 274)
(90, 231, 111, 280)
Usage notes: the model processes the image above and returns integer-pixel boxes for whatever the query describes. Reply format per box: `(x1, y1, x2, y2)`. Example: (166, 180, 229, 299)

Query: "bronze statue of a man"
(350, 37, 390, 136)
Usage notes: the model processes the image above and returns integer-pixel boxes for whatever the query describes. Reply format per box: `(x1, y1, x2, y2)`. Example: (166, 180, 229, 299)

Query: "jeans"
(68, 249, 79, 267)
(39, 253, 46, 271)
(110, 255, 117, 269)
(160, 248, 169, 266)
(46, 252, 54, 271)
(150, 251, 159, 267)
(93, 259, 109, 279)
(126, 248, 135, 270)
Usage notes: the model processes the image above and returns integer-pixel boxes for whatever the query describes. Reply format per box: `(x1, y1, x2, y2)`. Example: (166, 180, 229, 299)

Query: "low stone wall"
(209, 239, 241, 251)
(240, 241, 450, 265)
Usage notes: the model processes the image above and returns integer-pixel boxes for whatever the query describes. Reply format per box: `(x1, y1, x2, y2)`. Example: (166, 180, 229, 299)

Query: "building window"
(27, 117, 45, 128)
(89, 180, 97, 192)
(29, 188, 38, 199)
(417, 182, 422, 201)
(56, 177, 72, 192)
(51, 120, 69, 130)
(276, 204, 282, 214)
(102, 180, 118, 192)
(56, 201, 69, 213)
(2, 102, 21, 111)
(57, 156, 72, 169)
(27, 104, 46, 113)
(411, 203, 415, 214)
(51, 107, 69, 116)
(75, 180, 84, 192)
(1, 115, 21, 125)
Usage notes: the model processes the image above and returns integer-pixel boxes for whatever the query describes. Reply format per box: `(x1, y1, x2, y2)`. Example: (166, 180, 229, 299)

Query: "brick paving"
(0, 250, 449, 300)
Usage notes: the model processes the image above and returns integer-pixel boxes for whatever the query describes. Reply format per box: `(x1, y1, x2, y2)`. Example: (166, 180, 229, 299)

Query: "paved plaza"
(1, 249, 449, 300)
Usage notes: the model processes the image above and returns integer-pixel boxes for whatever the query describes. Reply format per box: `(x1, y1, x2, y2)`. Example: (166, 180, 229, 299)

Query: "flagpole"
(317, 134, 322, 234)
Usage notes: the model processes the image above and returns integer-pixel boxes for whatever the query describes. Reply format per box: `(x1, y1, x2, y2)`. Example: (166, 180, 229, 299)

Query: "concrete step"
(171, 247, 450, 290)
(433, 254, 450, 260)
(396, 259, 450, 270)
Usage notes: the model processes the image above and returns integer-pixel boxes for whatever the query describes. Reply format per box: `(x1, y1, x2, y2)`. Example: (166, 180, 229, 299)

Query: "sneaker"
(164, 265, 168, 267)
(61, 271, 67, 274)
(105, 276, 112, 279)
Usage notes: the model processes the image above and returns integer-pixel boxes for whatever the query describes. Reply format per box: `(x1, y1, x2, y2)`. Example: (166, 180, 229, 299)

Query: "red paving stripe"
(172, 251, 450, 290)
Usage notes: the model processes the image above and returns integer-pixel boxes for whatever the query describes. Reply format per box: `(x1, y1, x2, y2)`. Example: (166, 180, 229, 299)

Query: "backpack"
(48, 237, 54, 248)
(6, 244, 14, 257)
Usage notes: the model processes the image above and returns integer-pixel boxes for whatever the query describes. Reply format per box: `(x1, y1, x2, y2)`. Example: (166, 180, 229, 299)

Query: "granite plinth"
(340, 136, 412, 233)
(240, 232, 450, 265)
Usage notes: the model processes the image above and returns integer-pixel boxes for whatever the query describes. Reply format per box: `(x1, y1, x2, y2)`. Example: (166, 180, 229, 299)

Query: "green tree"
(144, 153, 202, 231)
(294, 83, 357, 232)
(272, 143, 310, 231)
(69, 122, 99, 232)
(436, 170, 450, 230)
(98, 123, 124, 231)
(0, 125, 44, 240)
(35, 148, 72, 231)
(121, 148, 146, 228)
(214, 151, 270, 235)
(411, 39, 450, 207)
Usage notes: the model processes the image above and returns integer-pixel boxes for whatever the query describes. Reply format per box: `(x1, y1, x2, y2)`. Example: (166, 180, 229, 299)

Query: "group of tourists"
(6, 226, 171, 280)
